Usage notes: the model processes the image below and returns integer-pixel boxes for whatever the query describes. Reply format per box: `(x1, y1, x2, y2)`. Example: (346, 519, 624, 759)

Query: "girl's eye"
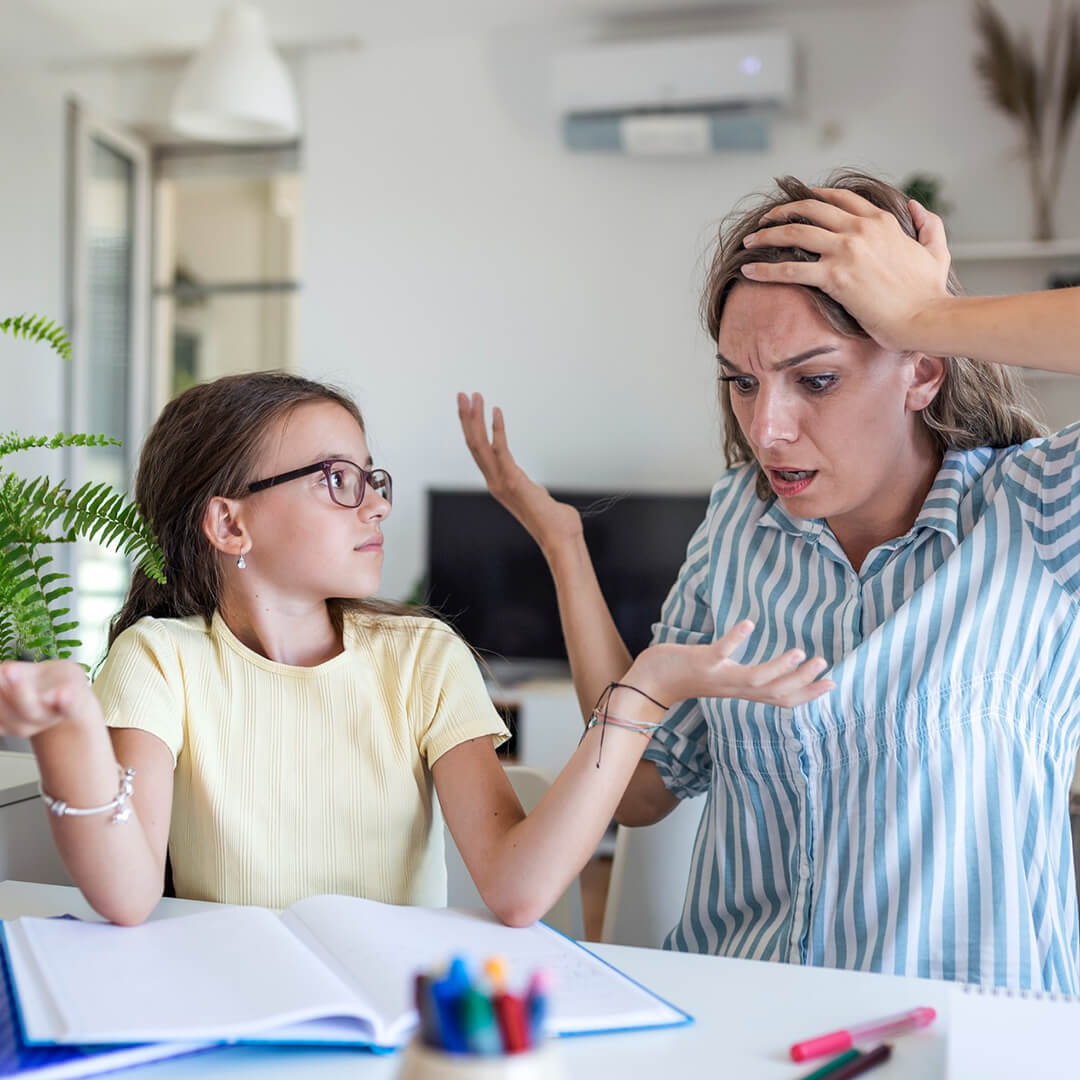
(800, 374, 836, 393)
(328, 470, 345, 488)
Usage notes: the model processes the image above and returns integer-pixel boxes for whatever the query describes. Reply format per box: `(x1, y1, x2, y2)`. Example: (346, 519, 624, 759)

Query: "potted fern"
(0, 314, 165, 663)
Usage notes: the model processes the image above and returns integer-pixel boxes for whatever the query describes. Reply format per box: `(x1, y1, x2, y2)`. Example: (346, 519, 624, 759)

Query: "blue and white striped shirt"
(644, 422, 1080, 992)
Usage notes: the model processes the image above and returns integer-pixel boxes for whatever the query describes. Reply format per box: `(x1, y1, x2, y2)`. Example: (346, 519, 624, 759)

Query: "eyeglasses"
(247, 460, 393, 508)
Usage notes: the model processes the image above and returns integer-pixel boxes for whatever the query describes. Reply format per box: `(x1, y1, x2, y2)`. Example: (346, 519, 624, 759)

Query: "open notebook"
(0, 932, 210, 1079)
(0, 895, 690, 1052)
(946, 981, 1080, 1077)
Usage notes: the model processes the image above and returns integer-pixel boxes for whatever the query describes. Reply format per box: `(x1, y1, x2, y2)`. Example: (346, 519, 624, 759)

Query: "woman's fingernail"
(743, 232, 757, 247)
(740, 264, 759, 278)
(790, 651, 805, 665)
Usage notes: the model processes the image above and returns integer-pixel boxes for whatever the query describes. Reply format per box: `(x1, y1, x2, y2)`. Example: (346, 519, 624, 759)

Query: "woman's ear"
(905, 352, 946, 413)
(201, 496, 249, 558)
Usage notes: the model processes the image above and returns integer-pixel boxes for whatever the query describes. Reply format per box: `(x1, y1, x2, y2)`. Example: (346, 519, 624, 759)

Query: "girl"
(459, 171, 1080, 992)
(0, 371, 826, 927)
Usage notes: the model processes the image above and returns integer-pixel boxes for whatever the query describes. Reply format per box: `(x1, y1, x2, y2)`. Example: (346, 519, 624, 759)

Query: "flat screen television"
(426, 489, 709, 665)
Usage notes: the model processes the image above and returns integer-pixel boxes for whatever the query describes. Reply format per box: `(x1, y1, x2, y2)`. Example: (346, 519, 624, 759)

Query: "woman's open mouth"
(768, 469, 817, 497)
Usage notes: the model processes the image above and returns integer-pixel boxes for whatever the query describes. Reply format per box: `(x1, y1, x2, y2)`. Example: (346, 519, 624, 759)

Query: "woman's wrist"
(902, 295, 965, 356)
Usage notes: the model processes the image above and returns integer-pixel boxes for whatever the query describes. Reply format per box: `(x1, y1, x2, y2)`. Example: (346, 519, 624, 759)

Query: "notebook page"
(946, 982, 1079, 1077)
(284, 895, 686, 1042)
(9, 908, 375, 1045)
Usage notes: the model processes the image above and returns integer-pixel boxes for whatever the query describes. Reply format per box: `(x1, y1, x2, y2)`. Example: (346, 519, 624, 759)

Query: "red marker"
(789, 1006, 936, 1062)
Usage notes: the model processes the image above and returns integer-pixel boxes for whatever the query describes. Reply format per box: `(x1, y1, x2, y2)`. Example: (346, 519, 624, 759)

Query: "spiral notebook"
(946, 981, 1080, 1078)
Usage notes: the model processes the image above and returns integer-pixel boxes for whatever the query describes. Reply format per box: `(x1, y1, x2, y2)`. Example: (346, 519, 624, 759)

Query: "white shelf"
(951, 238, 1080, 261)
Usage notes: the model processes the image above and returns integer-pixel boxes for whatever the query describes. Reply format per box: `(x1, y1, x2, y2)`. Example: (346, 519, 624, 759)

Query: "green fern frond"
(1, 474, 166, 585)
(0, 315, 72, 361)
(0, 431, 121, 461)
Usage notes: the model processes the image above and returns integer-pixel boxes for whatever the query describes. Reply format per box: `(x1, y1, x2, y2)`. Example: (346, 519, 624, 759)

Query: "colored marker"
(460, 985, 502, 1056)
(413, 973, 442, 1049)
(789, 1006, 935, 1062)
(493, 991, 529, 1053)
(822, 1044, 893, 1080)
(797, 1048, 862, 1080)
(524, 969, 552, 1048)
(430, 960, 470, 1053)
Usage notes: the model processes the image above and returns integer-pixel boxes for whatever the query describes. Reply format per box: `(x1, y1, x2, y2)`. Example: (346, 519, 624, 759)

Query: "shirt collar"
(754, 450, 969, 551)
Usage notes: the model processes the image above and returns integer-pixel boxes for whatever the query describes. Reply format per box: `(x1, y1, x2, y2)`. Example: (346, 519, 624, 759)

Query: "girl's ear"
(905, 353, 946, 413)
(201, 497, 249, 558)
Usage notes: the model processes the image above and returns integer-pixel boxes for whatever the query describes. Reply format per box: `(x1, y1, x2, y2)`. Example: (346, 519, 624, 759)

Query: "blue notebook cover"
(0, 928, 209, 1078)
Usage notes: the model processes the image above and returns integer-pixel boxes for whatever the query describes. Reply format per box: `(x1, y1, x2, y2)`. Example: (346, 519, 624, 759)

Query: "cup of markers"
(397, 956, 565, 1080)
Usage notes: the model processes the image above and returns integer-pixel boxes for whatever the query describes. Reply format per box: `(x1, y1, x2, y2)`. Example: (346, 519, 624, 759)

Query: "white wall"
(0, 67, 66, 480)
(299, 0, 1080, 602)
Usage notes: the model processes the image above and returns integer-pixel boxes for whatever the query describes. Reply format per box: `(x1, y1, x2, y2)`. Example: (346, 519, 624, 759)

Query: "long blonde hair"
(702, 169, 1046, 500)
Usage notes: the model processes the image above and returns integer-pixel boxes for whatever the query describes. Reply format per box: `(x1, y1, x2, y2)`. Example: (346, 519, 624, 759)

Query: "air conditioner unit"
(551, 32, 794, 155)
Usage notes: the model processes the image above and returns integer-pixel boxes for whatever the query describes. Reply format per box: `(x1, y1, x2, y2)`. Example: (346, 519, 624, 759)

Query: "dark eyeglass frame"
(247, 459, 393, 508)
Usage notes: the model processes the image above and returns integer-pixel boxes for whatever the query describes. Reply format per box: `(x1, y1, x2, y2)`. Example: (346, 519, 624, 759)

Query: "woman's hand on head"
(0, 660, 103, 739)
(628, 620, 835, 709)
(457, 392, 583, 554)
(740, 188, 952, 354)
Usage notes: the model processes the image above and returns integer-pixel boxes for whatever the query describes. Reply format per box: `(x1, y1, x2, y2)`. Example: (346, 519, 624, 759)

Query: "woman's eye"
(800, 374, 836, 393)
(721, 375, 757, 394)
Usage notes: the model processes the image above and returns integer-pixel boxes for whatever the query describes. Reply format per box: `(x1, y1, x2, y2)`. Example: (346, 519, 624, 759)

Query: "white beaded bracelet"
(39, 766, 136, 825)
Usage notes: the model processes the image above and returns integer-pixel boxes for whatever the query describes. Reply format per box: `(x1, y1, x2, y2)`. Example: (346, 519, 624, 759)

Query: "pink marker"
(789, 1006, 937, 1062)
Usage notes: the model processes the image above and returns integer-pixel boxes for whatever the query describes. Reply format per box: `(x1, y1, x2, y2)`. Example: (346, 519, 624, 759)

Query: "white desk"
(0, 880, 952, 1078)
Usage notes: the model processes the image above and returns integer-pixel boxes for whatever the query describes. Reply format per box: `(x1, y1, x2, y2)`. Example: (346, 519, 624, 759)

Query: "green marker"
(798, 1048, 862, 1080)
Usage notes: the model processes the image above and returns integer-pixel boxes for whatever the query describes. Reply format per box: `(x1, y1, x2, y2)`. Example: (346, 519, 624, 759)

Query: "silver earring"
(236, 552, 247, 569)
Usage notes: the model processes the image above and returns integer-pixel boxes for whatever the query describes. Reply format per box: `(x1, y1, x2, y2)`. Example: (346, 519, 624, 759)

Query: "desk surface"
(0, 880, 951, 1078)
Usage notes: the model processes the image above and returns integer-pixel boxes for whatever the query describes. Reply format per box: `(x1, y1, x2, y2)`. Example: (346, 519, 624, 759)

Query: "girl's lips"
(354, 539, 384, 552)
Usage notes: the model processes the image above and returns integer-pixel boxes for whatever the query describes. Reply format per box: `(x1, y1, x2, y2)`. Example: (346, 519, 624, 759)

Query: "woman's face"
(239, 400, 390, 601)
(717, 283, 940, 527)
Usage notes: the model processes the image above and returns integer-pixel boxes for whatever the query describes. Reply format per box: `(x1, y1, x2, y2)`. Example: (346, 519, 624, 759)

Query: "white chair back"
(443, 764, 586, 940)
(600, 794, 705, 948)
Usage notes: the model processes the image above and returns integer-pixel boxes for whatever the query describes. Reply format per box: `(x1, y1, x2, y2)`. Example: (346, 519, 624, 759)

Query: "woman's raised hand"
(629, 620, 836, 710)
(0, 660, 103, 739)
(739, 188, 952, 354)
(457, 392, 583, 554)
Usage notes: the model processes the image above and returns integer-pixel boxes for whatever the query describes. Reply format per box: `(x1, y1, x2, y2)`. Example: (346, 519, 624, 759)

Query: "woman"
(459, 170, 1080, 992)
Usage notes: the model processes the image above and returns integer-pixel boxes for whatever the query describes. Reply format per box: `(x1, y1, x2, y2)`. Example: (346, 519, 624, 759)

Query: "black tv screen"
(426, 490, 709, 663)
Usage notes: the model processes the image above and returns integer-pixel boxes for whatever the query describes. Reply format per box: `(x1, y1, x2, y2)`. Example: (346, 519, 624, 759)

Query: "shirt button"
(798, 863, 811, 881)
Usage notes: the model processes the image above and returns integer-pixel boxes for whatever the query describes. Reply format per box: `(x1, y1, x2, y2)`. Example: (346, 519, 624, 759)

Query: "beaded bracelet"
(39, 765, 136, 825)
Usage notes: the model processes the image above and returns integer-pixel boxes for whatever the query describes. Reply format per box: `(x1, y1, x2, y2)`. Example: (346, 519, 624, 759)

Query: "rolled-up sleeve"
(642, 512, 716, 800)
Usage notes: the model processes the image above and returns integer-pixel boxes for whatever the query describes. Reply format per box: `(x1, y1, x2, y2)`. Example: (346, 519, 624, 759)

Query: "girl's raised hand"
(739, 188, 952, 354)
(0, 660, 102, 739)
(630, 620, 835, 710)
(457, 392, 582, 553)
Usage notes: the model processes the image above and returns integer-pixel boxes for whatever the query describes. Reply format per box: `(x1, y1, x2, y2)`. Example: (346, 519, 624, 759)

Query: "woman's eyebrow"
(715, 346, 840, 372)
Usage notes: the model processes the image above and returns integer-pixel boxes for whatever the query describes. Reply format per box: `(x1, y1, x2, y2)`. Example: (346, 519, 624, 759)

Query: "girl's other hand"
(629, 620, 836, 709)
(739, 188, 951, 354)
(0, 660, 103, 739)
(457, 392, 583, 555)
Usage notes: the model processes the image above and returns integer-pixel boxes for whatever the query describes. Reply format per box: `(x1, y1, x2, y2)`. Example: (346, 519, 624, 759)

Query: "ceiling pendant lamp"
(170, 3, 299, 143)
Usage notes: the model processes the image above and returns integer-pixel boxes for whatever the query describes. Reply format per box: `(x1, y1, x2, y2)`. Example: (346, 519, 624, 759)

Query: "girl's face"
(239, 400, 390, 602)
(717, 283, 941, 531)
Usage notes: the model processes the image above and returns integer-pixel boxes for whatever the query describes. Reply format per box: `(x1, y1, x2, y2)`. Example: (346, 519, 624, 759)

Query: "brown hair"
(701, 169, 1046, 500)
(109, 371, 412, 647)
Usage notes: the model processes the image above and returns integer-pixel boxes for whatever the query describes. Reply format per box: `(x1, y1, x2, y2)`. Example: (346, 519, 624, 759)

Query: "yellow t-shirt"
(93, 611, 509, 909)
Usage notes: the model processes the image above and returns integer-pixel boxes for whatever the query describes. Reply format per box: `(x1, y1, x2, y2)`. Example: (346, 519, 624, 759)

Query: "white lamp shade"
(171, 3, 299, 143)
